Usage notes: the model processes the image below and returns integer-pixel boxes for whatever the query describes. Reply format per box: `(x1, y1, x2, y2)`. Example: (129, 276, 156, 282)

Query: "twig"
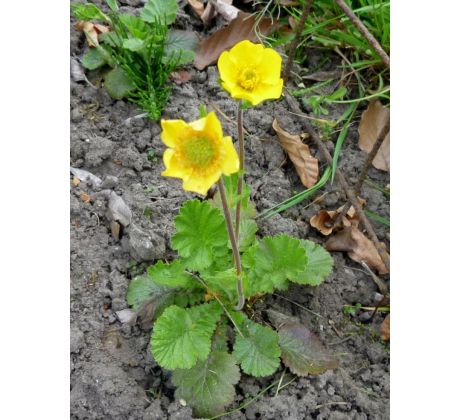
(273, 293, 324, 319)
(283, 0, 314, 81)
(334, 113, 390, 227)
(283, 89, 390, 272)
(334, 0, 390, 68)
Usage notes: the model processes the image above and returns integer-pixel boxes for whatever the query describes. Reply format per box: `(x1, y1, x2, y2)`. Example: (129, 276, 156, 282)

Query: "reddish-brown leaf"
(193, 12, 275, 70)
(171, 70, 191, 85)
(80, 192, 91, 204)
(325, 226, 389, 274)
(380, 313, 390, 341)
(273, 119, 319, 188)
(358, 100, 390, 171)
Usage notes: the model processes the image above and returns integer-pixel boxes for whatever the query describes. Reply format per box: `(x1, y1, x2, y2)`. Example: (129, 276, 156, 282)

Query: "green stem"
(235, 105, 245, 244)
(217, 179, 245, 311)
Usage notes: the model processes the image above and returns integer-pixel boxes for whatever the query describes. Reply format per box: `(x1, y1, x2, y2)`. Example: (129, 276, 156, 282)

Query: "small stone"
(101, 175, 119, 189)
(128, 225, 166, 262)
(70, 327, 85, 354)
(71, 108, 83, 123)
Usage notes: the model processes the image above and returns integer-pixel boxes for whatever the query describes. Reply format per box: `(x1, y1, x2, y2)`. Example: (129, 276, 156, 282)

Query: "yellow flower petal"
(161, 119, 189, 147)
(252, 79, 284, 105)
(221, 136, 240, 175)
(228, 40, 264, 68)
(258, 49, 283, 84)
(217, 40, 284, 106)
(159, 113, 240, 195)
(182, 171, 221, 196)
(217, 51, 238, 85)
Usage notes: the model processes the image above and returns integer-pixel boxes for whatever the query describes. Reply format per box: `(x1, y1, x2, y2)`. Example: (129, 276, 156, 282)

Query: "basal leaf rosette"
(161, 112, 239, 195)
(217, 40, 283, 106)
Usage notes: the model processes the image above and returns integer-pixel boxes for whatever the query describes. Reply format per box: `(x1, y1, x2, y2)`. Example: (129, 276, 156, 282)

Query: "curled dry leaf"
(358, 100, 390, 171)
(325, 226, 389, 274)
(310, 199, 365, 235)
(72, 176, 81, 186)
(193, 12, 274, 70)
(187, 0, 205, 17)
(75, 21, 110, 47)
(273, 119, 319, 188)
(380, 313, 390, 341)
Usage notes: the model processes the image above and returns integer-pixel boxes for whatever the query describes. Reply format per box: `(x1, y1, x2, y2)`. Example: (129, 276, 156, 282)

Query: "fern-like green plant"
(71, 0, 198, 119)
(126, 181, 334, 417)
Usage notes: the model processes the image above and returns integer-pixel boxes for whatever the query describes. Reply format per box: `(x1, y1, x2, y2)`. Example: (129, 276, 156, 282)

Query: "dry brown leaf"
(80, 192, 91, 204)
(111, 220, 121, 240)
(273, 119, 319, 188)
(358, 100, 390, 171)
(187, 0, 205, 17)
(325, 226, 389, 274)
(72, 176, 81, 186)
(380, 313, 390, 341)
(193, 12, 275, 70)
(75, 21, 110, 47)
(310, 198, 365, 235)
(310, 210, 336, 235)
(279, 0, 300, 6)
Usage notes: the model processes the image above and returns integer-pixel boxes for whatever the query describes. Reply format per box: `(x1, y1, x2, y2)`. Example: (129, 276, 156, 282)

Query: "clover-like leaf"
(147, 260, 193, 288)
(172, 350, 240, 418)
(152, 302, 222, 369)
(291, 240, 333, 286)
(242, 234, 308, 294)
(171, 200, 228, 272)
(164, 30, 199, 66)
(140, 0, 178, 25)
(104, 66, 135, 99)
(233, 319, 281, 377)
(82, 48, 108, 70)
(278, 321, 338, 376)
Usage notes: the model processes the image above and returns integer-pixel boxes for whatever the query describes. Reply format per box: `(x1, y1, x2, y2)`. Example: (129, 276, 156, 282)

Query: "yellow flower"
(160, 112, 239, 195)
(217, 40, 283, 106)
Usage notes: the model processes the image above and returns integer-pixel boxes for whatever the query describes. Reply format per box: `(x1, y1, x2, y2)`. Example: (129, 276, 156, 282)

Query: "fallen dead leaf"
(111, 220, 121, 240)
(193, 12, 275, 70)
(72, 176, 81, 186)
(325, 226, 389, 274)
(273, 119, 319, 188)
(75, 21, 110, 47)
(80, 192, 91, 204)
(187, 0, 205, 17)
(380, 313, 390, 341)
(310, 199, 365, 235)
(358, 100, 390, 171)
(310, 210, 337, 235)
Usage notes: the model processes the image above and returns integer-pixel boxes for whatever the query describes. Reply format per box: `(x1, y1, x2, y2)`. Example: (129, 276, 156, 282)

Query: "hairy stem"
(334, 0, 390, 69)
(235, 104, 245, 243)
(217, 178, 245, 310)
(283, 0, 314, 82)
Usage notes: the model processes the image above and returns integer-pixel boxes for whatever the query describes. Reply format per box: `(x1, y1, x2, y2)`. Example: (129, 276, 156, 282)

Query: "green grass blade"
(364, 209, 390, 227)
(258, 167, 332, 219)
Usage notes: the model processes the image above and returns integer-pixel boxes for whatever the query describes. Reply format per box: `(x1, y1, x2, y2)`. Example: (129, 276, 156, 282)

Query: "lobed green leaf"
(163, 30, 199, 66)
(82, 48, 108, 70)
(171, 200, 228, 272)
(152, 302, 223, 369)
(71, 3, 109, 22)
(233, 319, 281, 377)
(172, 350, 240, 417)
(127, 274, 172, 310)
(242, 234, 308, 295)
(291, 240, 333, 286)
(140, 0, 178, 25)
(147, 259, 194, 288)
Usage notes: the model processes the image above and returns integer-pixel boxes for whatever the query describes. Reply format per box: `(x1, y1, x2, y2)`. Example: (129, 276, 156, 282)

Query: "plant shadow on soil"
(70, 2, 389, 419)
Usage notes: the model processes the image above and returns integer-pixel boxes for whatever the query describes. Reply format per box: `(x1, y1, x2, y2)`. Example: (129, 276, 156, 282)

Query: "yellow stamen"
(181, 136, 216, 167)
(238, 68, 259, 91)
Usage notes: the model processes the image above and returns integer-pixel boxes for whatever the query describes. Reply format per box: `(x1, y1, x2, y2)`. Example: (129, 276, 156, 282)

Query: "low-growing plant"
(71, 0, 198, 120)
(126, 40, 336, 417)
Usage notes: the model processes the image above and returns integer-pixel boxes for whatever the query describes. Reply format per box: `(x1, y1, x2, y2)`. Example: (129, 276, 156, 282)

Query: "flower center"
(181, 136, 216, 167)
(238, 68, 259, 91)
